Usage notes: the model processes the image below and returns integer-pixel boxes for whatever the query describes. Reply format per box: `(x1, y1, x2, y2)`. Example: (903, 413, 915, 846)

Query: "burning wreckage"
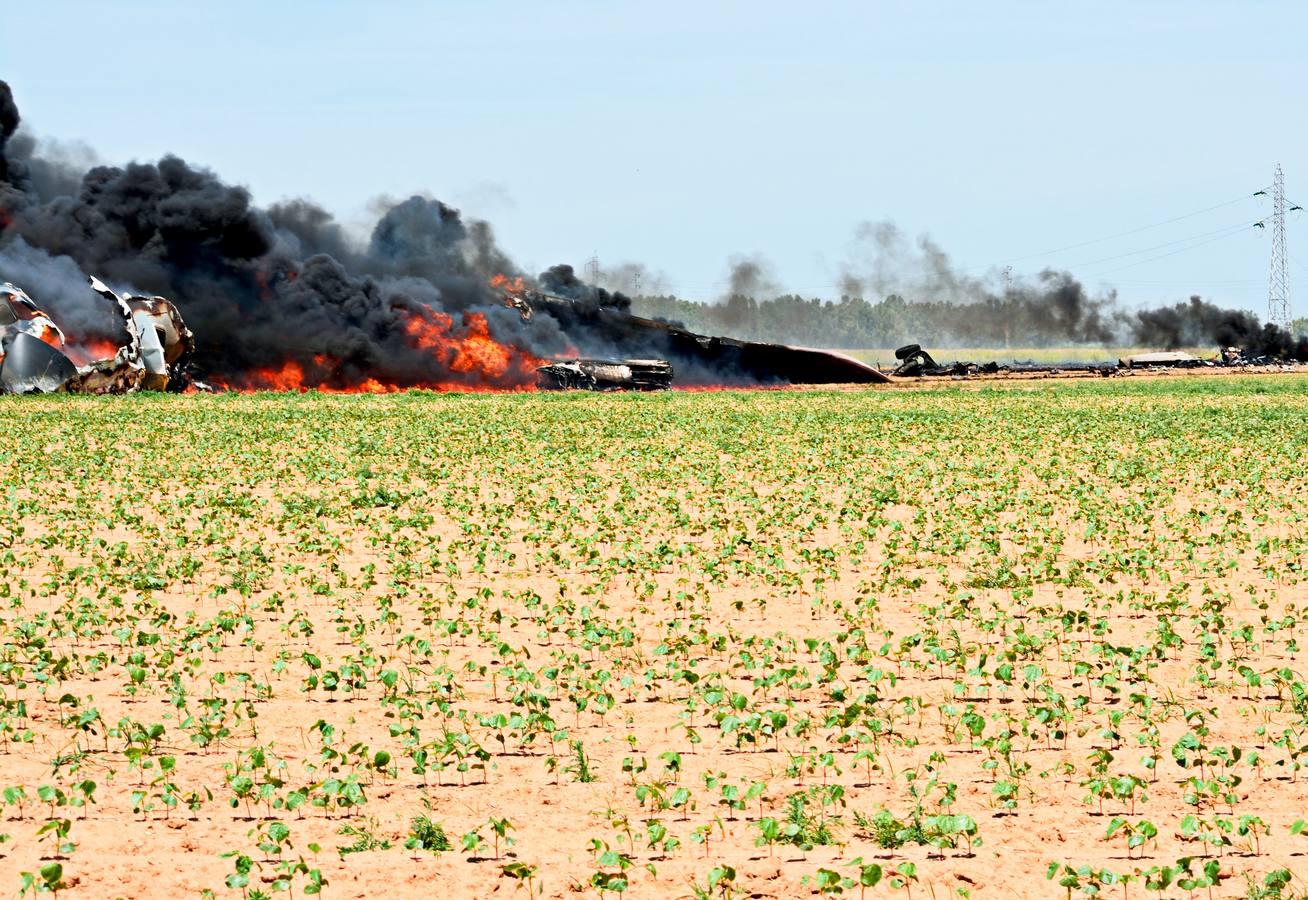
(7, 274, 1292, 395)
(0, 278, 193, 394)
(508, 285, 887, 390)
(0, 270, 1294, 396)
(0, 275, 885, 395)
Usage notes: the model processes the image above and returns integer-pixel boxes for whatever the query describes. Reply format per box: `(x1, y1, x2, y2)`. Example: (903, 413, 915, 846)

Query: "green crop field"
(1, 378, 1306, 898)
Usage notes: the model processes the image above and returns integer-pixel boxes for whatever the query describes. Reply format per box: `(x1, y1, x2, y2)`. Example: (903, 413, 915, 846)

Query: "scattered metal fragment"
(537, 358, 674, 391)
(1120, 350, 1205, 369)
(887, 340, 1308, 378)
(126, 295, 195, 391)
(891, 343, 1117, 378)
(0, 283, 66, 346)
(891, 344, 939, 377)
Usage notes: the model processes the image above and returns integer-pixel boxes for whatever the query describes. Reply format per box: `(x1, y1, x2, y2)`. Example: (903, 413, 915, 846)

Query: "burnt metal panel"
(0, 332, 77, 394)
(538, 358, 674, 391)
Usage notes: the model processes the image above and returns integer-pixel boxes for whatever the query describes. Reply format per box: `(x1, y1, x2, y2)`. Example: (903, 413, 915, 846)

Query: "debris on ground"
(537, 358, 674, 391)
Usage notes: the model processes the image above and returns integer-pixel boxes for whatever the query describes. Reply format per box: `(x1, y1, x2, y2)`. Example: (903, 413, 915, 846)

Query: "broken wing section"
(0, 283, 67, 347)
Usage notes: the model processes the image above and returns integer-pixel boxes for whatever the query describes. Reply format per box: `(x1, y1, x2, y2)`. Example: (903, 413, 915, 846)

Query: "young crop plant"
(687, 864, 738, 900)
(1105, 817, 1159, 859)
(566, 739, 597, 784)
(18, 863, 68, 897)
(501, 861, 541, 899)
(406, 814, 451, 856)
(337, 817, 392, 857)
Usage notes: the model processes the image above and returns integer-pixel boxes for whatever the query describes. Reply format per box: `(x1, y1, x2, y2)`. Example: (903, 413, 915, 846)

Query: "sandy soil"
(0, 378, 1304, 898)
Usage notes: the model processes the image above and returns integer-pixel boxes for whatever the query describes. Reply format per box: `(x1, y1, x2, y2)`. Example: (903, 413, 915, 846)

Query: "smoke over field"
(839, 221, 1304, 354)
(638, 220, 1303, 357)
(1, 79, 1300, 388)
(7, 81, 826, 390)
(0, 80, 556, 390)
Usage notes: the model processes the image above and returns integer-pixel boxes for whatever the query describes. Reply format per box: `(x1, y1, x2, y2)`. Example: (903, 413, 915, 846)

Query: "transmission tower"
(585, 253, 600, 285)
(1269, 164, 1291, 332)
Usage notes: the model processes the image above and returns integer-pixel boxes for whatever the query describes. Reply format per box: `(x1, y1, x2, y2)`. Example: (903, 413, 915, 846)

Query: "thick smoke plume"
(837, 219, 1122, 346)
(838, 218, 1305, 354)
(725, 254, 779, 301)
(0, 81, 610, 390)
(3, 78, 797, 388)
(539, 263, 632, 313)
(1133, 295, 1308, 359)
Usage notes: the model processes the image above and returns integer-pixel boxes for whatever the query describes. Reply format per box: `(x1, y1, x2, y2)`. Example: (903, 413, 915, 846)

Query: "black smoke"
(0, 80, 573, 388)
(1132, 295, 1308, 360)
(820, 217, 1302, 355)
(0, 81, 27, 215)
(0, 82, 19, 188)
(539, 264, 632, 312)
(1001, 269, 1120, 345)
(726, 255, 779, 300)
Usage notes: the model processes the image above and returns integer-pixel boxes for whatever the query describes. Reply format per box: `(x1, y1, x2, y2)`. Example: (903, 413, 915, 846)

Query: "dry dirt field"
(0, 377, 1306, 899)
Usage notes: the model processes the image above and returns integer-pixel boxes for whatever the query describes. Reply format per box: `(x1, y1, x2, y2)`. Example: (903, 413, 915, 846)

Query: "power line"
(1085, 221, 1264, 278)
(1110, 278, 1262, 286)
(997, 192, 1266, 265)
(1065, 218, 1265, 269)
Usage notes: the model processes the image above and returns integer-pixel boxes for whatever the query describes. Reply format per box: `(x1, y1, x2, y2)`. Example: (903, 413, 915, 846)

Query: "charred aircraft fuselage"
(538, 358, 673, 391)
(515, 290, 888, 386)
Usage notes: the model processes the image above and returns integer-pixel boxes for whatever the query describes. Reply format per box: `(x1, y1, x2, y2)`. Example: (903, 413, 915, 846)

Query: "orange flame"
(212, 309, 543, 394)
(237, 359, 308, 392)
(402, 309, 543, 383)
(62, 337, 122, 366)
(490, 273, 526, 294)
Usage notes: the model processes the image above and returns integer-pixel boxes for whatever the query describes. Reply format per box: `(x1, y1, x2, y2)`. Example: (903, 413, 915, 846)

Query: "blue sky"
(5, 1, 1305, 312)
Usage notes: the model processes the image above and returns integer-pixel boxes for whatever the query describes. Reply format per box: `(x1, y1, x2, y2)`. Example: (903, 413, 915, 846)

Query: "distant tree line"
(632, 293, 1308, 350)
(632, 293, 1057, 349)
